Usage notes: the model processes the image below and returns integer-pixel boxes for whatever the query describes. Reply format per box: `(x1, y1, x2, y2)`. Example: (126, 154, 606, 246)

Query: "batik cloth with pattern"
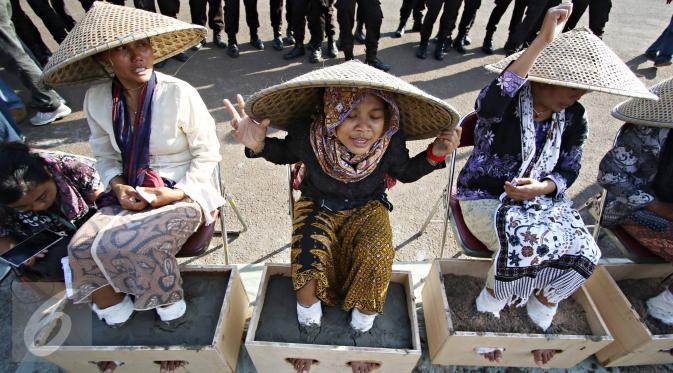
(310, 87, 400, 183)
(291, 197, 394, 314)
(68, 200, 202, 309)
(598, 124, 673, 260)
(459, 71, 600, 305)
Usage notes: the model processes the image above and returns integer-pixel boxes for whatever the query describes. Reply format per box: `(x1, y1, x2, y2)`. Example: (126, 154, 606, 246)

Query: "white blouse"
(84, 72, 224, 224)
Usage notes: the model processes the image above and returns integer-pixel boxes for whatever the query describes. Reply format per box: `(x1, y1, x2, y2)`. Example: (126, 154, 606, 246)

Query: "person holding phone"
(0, 142, 101, 280)
(455, 3, 656, 365)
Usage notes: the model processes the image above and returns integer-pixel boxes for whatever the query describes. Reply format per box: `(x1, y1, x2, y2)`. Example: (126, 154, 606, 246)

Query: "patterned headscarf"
(309, 87, 400, 183)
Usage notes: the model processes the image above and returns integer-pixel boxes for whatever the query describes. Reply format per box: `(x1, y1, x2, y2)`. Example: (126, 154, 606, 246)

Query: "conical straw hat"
(612, 77, 673, 128)
(485, 28, 657, 100)
(246, 61, 460, 141)
(41, 2, 206, 86)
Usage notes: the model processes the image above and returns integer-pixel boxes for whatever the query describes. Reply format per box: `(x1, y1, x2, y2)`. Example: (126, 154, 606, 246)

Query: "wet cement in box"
(618, 277, 673, 335)
(443, 274, 592, 335)
(254, 276, 413, 349)
(56, 271, 230, 346)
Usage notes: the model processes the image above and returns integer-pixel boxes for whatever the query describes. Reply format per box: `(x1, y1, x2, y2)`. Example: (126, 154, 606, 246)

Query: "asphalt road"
(6, 0, 673, 265)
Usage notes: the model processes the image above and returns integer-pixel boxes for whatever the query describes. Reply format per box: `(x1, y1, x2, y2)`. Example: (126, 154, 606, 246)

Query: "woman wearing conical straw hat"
(41, 4, 223, 371)
(598, 77, 673, 324)
(454, 2, 657, 366)
(224, 60, 461, 373)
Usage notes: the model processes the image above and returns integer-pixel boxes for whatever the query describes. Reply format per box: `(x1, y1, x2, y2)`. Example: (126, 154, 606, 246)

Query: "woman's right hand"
(112, 183, 148, 211)
(223, 94, 270, 153)
(536, 2, 573, 46)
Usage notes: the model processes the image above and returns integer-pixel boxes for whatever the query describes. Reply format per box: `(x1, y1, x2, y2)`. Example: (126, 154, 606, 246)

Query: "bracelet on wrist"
(426, 143, 446, 163)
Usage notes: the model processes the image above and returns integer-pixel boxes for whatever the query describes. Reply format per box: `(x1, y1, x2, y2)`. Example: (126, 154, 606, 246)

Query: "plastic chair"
(416, 111, 492, 258)
(591, 125, 665, 264)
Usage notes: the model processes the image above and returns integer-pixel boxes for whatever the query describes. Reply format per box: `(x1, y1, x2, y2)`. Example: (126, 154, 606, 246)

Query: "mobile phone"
(0, 230, 66, 268)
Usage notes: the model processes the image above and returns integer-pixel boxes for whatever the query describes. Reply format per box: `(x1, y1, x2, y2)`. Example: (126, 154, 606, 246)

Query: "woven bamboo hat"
(41, 2, 206, 86)
(485, 28, 657, 100)
(611, 77, 673, 128)
(246, 61, 460, 140)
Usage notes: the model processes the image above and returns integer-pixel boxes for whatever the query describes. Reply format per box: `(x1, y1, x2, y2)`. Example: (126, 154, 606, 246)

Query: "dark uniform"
(80, 0, 124, 12)
(224, 0, 263, 57)
(563, 0, 612, 38)
(284, 0, 337, 63)
(394, 0, 426, 36)
(418, 0, 481, 60)
(482, 0, 526, 54)
(189, 0, 225, 46)
(134, 0, 179, 17)
(269, 0, 293, 49)
(504, 0, 558, 54)
(336, 0, 389, 71)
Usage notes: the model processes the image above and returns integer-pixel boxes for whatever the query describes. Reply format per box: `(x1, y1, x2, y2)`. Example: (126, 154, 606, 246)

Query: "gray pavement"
(2, 0, 673, 371)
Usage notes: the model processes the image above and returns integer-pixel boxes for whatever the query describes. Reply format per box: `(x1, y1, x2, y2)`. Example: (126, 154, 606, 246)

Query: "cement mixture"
(443, 274, 592, 335)
(618, 277, 673, 336)
(254, 275, 413, 349)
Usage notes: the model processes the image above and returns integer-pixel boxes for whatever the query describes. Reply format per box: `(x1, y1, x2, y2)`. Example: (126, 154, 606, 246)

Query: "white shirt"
(84, 72, 225, 224)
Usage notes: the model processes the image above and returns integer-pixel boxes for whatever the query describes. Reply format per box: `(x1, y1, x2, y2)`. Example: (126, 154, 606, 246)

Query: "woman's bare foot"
(532, 349, 559, 366)
(481, 349, 503, 363)
(290, 358, 314, 373)
(158, 360, 185, 373)
(97, 361, 117, 373)
(349, 361, 378, 373)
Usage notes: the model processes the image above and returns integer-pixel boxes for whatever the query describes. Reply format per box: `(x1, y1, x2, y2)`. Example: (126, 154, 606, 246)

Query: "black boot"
(434, 38, 447, 60)
(250, 31, 264, 50)
(272, 30, 283, 50)
(310, 47, 322, 63)
(416, 41, 428, 59)
(464, 35, 472, 46)
(325, 37, 338, 58)
(481, 31, 494, 55)
(227, 38, 239, 58)
(283, 29, 295, 46)
(452, 33, 466, 54)
(394, 21, 405, 38)
(283, 43, 305, 59)
(411, 20, 422, 32)
(344, 48, 354, 61)
(365, 56, 391, 72)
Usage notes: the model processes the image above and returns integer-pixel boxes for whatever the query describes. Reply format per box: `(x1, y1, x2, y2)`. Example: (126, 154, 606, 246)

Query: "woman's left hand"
(136, 187, 186, 208)
(504, 178, 557, 201)
(431, 127, 463, 158)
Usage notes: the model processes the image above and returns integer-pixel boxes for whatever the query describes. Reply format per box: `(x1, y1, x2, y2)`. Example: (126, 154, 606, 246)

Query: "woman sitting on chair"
(0, 142, 101, 280)
(455, 3, 655, 366)
(41, 3, 224, 334)
(224, 61, 461, 373)
(598, 77, 673, 325)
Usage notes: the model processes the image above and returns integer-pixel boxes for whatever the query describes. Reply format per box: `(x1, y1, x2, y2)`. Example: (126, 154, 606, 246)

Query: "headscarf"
(309, 87, 400, 183)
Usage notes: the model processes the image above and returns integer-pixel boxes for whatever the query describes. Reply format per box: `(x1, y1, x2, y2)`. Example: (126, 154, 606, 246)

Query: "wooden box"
(245, 263, 422, 372)
(30, 265, 248, 373)
(586, 263, 673, 367)
(422, 259, 613, 368)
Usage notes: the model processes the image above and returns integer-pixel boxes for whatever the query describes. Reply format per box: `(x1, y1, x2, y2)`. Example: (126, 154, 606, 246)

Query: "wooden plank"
(214, 267, 249, 372)
(587, 264, 673, 367)
(421, 260, 449, 360)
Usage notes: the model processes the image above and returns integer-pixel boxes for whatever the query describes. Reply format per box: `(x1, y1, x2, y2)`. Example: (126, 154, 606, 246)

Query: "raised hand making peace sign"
(223, 94, 271, 153)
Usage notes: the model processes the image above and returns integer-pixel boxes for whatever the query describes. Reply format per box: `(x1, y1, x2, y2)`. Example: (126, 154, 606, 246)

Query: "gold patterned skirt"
(291, 197, 394, 314)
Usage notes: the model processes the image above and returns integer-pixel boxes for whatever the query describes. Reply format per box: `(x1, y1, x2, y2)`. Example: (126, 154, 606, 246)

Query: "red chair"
(416, 111, 492, 258)
(591, 125, 665, 264)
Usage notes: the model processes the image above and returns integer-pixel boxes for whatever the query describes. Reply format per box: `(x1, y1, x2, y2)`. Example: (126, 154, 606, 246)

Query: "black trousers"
(455, 0, 481, 38)
(0, 0, 60, 112)
(189, 0, 224, 34)
(224, 0, 260, 40)
(270, 0, 293, 35)
(485, 0, 526, 36)
(563, 0, 611, 37)
(399, 0, 425, 27)
(134, 0, 180, 17)
(25, 0, 69, 43)
(291, 0, 335, 44)
(505, 0, 556, 50)
(9, 0, 50, 66)
(336, 0, 382, 58)
(80, 0, 124, 12)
